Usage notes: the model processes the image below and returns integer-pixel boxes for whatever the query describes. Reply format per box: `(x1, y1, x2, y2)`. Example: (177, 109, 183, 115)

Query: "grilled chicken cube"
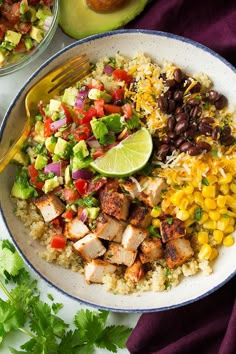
(165, 238, 194, 268)
(99, 191, 130, 220)
(119, 180, 140, 199)
(34, 193, 65, 222)
(160, 217, 186, 243)
(129, 205, 152, 228)
(64, 217, 90, 240)
(138, 177, 167, 207)
(84, 259, 117, 284)
(73, 233, 106, 261)
(122, 224, 148, 251)
(124, 256, 145, 283)
(104, 242, 137, 267)
(139, 237, 164, 263)
(95, 213, 126, 243)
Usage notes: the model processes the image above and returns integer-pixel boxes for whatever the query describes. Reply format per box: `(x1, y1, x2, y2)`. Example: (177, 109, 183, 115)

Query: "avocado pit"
(86, 0, 129, 13)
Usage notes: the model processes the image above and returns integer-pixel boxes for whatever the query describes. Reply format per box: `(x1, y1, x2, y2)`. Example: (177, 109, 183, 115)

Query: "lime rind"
(90, 127, 153, 177)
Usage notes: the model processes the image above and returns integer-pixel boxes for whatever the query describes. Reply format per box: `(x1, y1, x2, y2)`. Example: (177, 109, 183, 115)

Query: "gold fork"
(0, 54, 91, 173)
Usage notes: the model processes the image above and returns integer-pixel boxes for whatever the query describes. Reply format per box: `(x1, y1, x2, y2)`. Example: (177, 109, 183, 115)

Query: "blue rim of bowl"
(1, 29, 236, 312)
(0, 0, 59, 76)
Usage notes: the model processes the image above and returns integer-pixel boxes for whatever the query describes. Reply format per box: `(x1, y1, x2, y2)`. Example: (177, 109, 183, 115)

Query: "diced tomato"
(50, 234, 66, 249)
(0, 29, 4, 40)
(104, 104, 121, 114)
(15, 22, 32, 35)
(61, 187, 79, 203)
(112, 69, 133, 85)
(2, 2, 20, 24)
(111, 88, 124, 102)
(72, 123, 91, 142)
(62, 209, 74, 220)
(50, 217, 61, 231)
(122, 103, 133, 118)
(13, 40, 26, 54)
(94, 99, 104, 117)
(86, 177, 107, 195)
(74, 179, 88, 195)
(44, 118, 53, 137)
(61, 104, 74, 124)
(80, 106, 97, 124)
(91, 147, 104, 159)
(28, 164, 44, 190)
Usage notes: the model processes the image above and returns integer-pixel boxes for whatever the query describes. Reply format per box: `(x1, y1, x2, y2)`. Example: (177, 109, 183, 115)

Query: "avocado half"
(59, 0, 149, 39)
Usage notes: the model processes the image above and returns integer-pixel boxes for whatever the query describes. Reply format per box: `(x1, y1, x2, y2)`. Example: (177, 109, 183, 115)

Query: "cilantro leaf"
(195, 207, 203, 222)
(0, 241, 24, 277)
(202, 177, 209, 186)
(0, 299, 26, 343)
(97, 325, 132, 352)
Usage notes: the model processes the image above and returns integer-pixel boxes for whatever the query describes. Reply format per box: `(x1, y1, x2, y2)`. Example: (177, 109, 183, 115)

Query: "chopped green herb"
(202, 177, 209, 186)
(222, 214, 230, 218)
(149, 225, 161, 238)
(167, 217, 173, 225)
(195, 207, 203, 222)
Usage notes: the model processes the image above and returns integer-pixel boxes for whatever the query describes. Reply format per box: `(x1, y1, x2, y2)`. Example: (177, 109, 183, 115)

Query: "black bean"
(173, 90, 183, 102)
(184, 126, 198, 138)
(161, 135, 170, 144)
(215, 94, 227, 110)
(167, 99, 176, 113)
(179, 141, 193, 153)
(188, 146, 203, 156)
(175, 112, 188, 122)
(164, 90, 172, 99)
(152, 137, 160, 149)
(208, 90, 220, 103)
(175, 120, 188, 135)
(221, 135, 235, 146)
(188, 98, 200, 106)
(221, 125, 231, 137)
(173, 68, 183, 83)
(212, 126, 221, 140)
(200, 116, 215, 124)
(166, 79, 176, 87)
(175, 106, 183, 114)
(175, 137, 185, 147)
(157, 96, 168, 112)
(168, 131, 177, 140)
(196, 141, 211, 152)
(190, 82, 201, 93)
(198, 123, 212, 136)
(167, 116, 175, 131)
(158, 144, 170, 160)
(190, 106, 202, 119)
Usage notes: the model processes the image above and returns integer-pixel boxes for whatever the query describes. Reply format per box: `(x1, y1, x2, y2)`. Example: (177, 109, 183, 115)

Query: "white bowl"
(0, 30, 236, 312)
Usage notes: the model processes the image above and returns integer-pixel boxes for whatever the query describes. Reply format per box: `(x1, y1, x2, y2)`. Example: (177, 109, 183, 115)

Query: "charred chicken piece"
(34, 193, 65, 223)
(104, 242, 137, 267)
(165, 238, 194, 268)
(73, 233, 106, 261)
(160, 217, 186, 243)
(99, 190, 130, 220)
(84, 259, 117, 284)
(139, 236, 164, 264)
(129, 205, 152, 229)
(95, 213, 126, 243)
(124, 256, 145, 283)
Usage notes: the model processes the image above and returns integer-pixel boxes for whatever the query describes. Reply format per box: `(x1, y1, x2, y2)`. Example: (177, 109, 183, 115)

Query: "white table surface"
(0, 27, 141, 354)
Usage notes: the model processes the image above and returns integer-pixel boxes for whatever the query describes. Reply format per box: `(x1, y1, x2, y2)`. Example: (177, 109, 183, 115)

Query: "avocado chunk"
(59, 0, 148, 39)
(11, 168, 36, 200)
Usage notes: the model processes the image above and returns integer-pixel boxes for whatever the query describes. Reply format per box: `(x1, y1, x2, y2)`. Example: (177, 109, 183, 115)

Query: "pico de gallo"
(0, 0, 54, 67)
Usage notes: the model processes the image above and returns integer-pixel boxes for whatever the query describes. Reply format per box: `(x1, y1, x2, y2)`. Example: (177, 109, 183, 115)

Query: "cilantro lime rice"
(13, 52, 236, 294)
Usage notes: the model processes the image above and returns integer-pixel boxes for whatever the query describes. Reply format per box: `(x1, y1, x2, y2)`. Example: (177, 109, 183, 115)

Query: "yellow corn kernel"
(217, 217, 230, 231)
(216, 195, 227, 208)
(188, 204, 198, 217)
(204, 198, 216, 210)
(213, 229, 224, 244)
(230, 183, 236, 194)
(208, 210, 221, 221)
(209, 247, 219, 261)
(203, 220, 217, 230)
(223, 235, 235, 247)
(197, 231, 209, 244)
(170, 190, 185, 206)
(202, 185, 216, 198)
(228, 216, 235, 225)
(198, 211, 209, 224)
(184, 185, 194, 194)
(179, 198, 189, 210)
(198, 244, 212, 260)
(151, 207, 162, 218)
(176, 209, 190, 221)
(218, 207, 228, 214)
(194, 191, 203, 206)
(223, 225, 235, 234)
(152, 218, 160, 228)
(187, 194, 195, 204)
(219, 184, 230, 195)
(218, 173, 233, 184)
(207, 174, 218, 185)
(185, 218, 195, 227)
(226, 195, 236, 209)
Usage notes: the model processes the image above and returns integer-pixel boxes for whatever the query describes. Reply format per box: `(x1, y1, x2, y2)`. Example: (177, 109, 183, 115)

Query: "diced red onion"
(80, 208, 88, 222)
(86, 136, 101, 149)
(75, 88, 89, 108)
(72, 168, 94, 180)
(50, 117, 67, 131)
(44, 161, 62, 176)
(104, 64, 114, 75)
(43, 16, 53, 32)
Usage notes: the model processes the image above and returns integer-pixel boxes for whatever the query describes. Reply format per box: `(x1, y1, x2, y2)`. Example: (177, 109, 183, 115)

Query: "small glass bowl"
(0, 0, 59, 77)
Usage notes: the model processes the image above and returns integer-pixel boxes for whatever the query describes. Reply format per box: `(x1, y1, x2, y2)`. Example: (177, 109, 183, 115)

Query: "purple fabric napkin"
(125, 0, 236, 67)
(127, 278, 236, 354)
(125, 1, 236, 353)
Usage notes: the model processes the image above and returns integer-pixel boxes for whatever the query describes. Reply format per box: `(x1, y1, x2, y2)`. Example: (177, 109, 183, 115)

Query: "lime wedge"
(90, 127, 153, 177)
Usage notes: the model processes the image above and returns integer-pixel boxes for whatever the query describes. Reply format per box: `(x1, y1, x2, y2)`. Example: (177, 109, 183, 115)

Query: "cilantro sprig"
(0, 240, 132, 353)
